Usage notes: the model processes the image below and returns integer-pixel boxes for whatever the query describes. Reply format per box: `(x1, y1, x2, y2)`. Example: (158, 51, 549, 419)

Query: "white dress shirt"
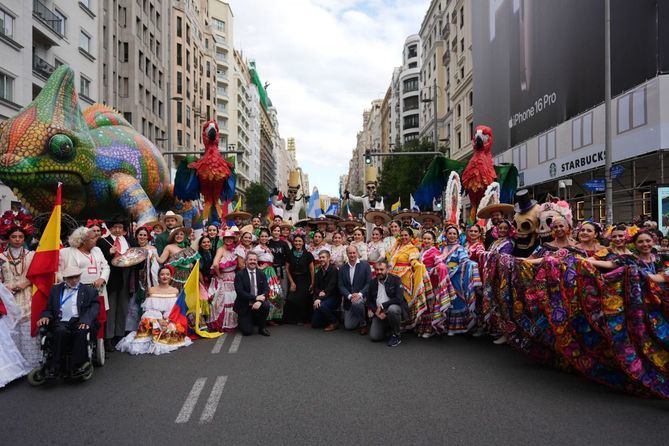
(347, 259, 360, 300)
(60, 285, 79, 322)
(376, 279, 389, 308)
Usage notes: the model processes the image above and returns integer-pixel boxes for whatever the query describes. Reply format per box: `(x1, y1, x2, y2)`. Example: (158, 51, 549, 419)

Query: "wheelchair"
(27, 323, 105, 386)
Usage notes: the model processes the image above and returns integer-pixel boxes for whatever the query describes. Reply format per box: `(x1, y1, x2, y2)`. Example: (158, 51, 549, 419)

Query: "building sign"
(584, 179, 606, 192)
(653, 185, 669, 235)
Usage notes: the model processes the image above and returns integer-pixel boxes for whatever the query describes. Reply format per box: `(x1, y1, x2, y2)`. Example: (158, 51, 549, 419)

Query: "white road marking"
(211, 334, 227, 354)
(228, 333, 242, 353)
(199, 375, 228, 424)
(175, 377, 207, 424)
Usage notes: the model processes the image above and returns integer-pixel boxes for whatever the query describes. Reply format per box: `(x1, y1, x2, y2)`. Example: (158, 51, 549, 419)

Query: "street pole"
(604, 0, 613, 225)
(433, 77, 438, 152)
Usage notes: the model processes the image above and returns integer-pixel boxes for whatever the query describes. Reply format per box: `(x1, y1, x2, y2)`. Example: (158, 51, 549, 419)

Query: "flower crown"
(0, 210, 35, 238)
(491, 220, 517, 240)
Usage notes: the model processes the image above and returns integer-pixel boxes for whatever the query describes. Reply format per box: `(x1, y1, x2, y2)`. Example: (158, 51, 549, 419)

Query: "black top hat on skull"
(514, 189, 538, 214)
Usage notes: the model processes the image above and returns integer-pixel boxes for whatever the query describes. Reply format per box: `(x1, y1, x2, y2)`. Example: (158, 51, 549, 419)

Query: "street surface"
(3, 326, 669, 445)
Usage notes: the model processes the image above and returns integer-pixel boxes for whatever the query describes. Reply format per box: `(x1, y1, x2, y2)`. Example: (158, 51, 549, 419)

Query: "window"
(176, 104, 182, 124)
(177, 129, 183, 145)
(408, 62, 417, 69)
(176, 43, 182, 65)
(460, 7, 464, 28)
(123, 112, 132, 125)
(456, 103, 461, 118)
(403, 115, 419, 129)
(512, 144, 528, 170)
(457, 131, 461, 149)
(617, 88, 646, 133)
(468, 91, 473, 107)
(176, 16, 182, 37)
(538, 130, 556, 163)
(53, 9, 66, 36)
(186, 105, 191, 128)
(80, 75, 91, 98)
(403, 78, 418, 92)
(403, 96, 418, 111)
(460, 38, 464, 52)
(407, 44, 417, 59)
(0, 71, 14, 101)
(120, 77, 129, 97)
(572, 112, 593, 150)
(119, 42, 128, 62)
(79, 30, 91, 53)
(119, 6, 127, 27)
(0, 8, 14, 39)
(213, 18, 225, 33)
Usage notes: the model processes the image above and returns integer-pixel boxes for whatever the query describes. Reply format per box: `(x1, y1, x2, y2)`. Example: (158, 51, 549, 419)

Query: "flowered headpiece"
(0, 210, 35, 238)
(574, 219, 603, 238)
(491, 219, 517, 240)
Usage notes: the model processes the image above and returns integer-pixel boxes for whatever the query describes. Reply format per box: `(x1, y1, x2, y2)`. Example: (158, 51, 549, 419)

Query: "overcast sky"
(230, 0, 430, 196)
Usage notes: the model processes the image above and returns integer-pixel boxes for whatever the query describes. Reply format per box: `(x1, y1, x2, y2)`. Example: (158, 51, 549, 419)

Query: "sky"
(230, 0, 431, 196)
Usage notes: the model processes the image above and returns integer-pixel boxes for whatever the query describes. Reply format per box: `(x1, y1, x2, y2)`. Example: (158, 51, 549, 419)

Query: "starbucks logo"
(549, 162, 556, 178)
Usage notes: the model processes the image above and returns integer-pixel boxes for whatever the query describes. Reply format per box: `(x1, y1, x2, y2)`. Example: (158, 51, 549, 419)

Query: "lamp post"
(604, 0, 613, 225)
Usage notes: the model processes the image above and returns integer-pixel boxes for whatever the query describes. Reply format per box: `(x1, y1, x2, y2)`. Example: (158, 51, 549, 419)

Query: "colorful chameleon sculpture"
(0, 66, 170, 226)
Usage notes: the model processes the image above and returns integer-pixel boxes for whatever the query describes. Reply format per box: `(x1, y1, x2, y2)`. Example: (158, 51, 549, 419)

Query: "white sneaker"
(447, 331, 455, 337)
(493, 335, 507, 345)
(421, 332, 433, 339)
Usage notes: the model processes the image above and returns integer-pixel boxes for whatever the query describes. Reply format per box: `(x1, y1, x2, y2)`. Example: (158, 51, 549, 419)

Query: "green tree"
(378, 139, 437, 209)
(245, 181, 269, 218)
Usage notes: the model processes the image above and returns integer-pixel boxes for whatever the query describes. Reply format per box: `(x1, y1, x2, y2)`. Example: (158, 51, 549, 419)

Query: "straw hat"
(364, 209, 391, 224)
(476, 203, 515, 220)
(393, 210, 420, 221)
(160, 211, 184, 226)
(416, 212, 441, 225)
(227, 210, 252, 220)
(167, 226, 192, 244)
(339, 219, 362, 230)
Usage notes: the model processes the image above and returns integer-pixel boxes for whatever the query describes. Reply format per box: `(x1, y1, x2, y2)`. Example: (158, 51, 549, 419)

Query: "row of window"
(0, 70, 91, 103)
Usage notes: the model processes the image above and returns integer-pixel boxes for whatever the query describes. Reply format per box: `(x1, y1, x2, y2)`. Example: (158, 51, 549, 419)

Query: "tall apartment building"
(392, 34, 421, 147)
(169, 0, 216, 165)
(0, 0, 100, 211)
(418, 0, 448, 149)
(379, 86, 392, 154)
(443, 0, 473, 160)
(208, 0, 232, 148)
(229, 49, 256, 194)
(100, 0, 169, 157)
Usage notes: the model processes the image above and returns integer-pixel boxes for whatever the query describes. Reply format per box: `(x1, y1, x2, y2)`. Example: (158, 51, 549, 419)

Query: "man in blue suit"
(338, 245, 372, 335)
(37, 265, 100, 376)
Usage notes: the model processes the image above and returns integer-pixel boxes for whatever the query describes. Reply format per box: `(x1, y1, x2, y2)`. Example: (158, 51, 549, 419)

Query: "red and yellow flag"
(26, 183, 62, 336)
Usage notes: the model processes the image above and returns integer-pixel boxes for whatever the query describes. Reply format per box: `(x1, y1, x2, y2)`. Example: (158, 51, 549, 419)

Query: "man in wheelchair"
(35, 265, 100, 380)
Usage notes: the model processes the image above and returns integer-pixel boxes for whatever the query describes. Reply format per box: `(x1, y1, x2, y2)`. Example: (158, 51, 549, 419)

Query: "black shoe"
(259, 328, 271, 337)
(104, 339, 115, 353)
(387, 334, 402, 347)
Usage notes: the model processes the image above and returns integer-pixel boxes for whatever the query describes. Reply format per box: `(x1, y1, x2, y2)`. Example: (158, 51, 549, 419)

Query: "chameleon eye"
(48, 134, 75, 161)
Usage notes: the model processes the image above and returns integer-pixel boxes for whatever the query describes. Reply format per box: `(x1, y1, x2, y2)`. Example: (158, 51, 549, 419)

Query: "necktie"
(113, 236, 122, 257)
(250, 270, 257, 296)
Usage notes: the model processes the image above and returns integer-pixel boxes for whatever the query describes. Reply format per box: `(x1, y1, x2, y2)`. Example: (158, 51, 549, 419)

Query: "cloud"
(229, 0, 430, 196)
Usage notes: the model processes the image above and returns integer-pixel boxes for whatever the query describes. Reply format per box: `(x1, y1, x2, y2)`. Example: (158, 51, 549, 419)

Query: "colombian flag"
(168, 260, 223, 339)
(391, 198, 401, 214)
(26, 183, 61, 336)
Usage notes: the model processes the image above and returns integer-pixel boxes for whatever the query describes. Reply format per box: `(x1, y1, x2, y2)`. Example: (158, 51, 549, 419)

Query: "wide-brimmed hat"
(221, 229, 236, 238)
(167, 226, 192, 244)
(514, 189, 538, 214)
(161, 211, 184, 226)
(477, 203, 515, 220)
(339, 219, 362, 230)
(364, 209, 391, 224)
(227, 210, 252, 221)
(416, 212, 441, 225)
(239, 224, 256, 235)
(61, 265, 82, 278)
(270, 221, 292, 232)
(393, 210, 420, 221)
(310, 215, 330, 226)
(294, 218, 312, 228)
(149, 220, 166, 232)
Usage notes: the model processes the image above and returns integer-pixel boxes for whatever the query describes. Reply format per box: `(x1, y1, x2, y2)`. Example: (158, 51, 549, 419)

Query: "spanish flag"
(391, 198, 401, 214)
(168, 260, 223, 339)
(26, 183, 61, 336)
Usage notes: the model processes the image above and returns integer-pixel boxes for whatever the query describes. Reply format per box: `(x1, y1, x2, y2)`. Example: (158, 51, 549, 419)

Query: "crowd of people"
(1, 199, 669, 388)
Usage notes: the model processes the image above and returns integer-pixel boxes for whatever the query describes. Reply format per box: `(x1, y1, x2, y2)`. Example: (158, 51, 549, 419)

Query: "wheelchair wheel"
(79, 363, 94, 382)
(27, 368, 46, 386)
(93, 338, 105, 367)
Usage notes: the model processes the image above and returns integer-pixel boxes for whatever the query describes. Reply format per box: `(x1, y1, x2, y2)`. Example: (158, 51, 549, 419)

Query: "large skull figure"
(513, 204, 540, 250)
(286, 186, 299, 201)
(536, 201, 573, 241)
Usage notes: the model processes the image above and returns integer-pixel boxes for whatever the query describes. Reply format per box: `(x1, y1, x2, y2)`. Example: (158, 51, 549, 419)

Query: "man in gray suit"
(338, 245, 372, 335)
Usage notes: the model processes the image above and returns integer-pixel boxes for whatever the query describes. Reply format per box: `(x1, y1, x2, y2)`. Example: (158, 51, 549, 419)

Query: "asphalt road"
(2, 326, 669, 445)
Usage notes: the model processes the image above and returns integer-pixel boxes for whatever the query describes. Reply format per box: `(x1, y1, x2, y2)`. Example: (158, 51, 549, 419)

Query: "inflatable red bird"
(174, 120, 235, 222)
(461, 125, 497, 222)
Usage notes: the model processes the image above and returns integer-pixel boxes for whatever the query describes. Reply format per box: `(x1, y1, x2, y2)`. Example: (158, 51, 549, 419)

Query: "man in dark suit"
(368, 262, 409, 347)
(233, 251, 271, 336)
(338, 245, 372, 334)
(97, 217, 135, 352)
(312, 249, 341, 331)
(37, 265, 100, 375)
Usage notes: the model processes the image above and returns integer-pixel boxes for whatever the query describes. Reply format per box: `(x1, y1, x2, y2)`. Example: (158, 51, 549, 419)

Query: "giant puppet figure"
(271, 169, 307, 223)
(462, 125, 496, 222)
(347, 165, 385, 235)
(0, 66, 170, 226)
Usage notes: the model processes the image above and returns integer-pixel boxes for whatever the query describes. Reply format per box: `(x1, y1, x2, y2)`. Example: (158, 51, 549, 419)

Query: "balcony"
(32, 54, 55, 80)
(33, 0, 64, 38)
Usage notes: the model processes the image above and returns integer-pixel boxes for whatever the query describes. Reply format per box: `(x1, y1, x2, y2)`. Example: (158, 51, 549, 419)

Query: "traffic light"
(364, 151, 372, 165)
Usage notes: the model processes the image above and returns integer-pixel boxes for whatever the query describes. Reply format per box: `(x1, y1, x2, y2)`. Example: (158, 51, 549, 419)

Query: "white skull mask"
(513, 205, 540, 248)
(537, 209, 563, 239)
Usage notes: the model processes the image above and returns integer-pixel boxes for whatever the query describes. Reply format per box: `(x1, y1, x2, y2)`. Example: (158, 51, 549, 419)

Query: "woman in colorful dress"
(384, 220, 401, 253)
(253, 228, 284, 323)
(367, 227, 387, 272)
(418, 230, 451, 338)
(438, 225, 481, 336)
(198, 236, 215, 289)
(464, 224, 486, 262)
(308, 230, 331, 260)
(526, 217, 576, 262)
(157, 227, 200, 290)
(0, 211, 39, 367)
(268, 224, 291, 308)
(207, 229, 238, 332)
(351, 228, 368, 261)
(387, 227, 431, 336)
(328, 231, 348, 268)
(205, 223, 222, 250)
(488, 220, 516, 255)
(235, 230, 254, 270)
(284, 234, 315, 325)
(126, 226, 159, 332)
(0, 283, 31, 387)
(589, 230, 668, 275)
(116, 265, 192, 355)
(590, 225, 633, 263)
(574, 221, 604, 257)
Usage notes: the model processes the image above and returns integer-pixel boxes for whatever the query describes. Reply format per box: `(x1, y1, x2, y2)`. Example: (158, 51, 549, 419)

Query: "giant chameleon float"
(0, 66, 170, 226)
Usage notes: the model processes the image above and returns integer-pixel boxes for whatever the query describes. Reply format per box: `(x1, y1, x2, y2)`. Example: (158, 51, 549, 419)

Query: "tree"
(245, 181, 269, 218)
(378, 139, 437, 210)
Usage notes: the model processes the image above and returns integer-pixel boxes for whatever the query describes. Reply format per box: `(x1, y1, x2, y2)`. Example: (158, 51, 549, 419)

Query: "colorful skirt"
(208, 271, 237, 332)
(260, 262, 284, 320)
(443, 260, 481, 334)
(390, 263, 430, 333)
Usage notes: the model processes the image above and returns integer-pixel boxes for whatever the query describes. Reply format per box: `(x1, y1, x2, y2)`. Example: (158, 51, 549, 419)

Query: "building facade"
(208, 0, 232, 149)
(398, 34, 421, 146)
(0, 0, 101, 211)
